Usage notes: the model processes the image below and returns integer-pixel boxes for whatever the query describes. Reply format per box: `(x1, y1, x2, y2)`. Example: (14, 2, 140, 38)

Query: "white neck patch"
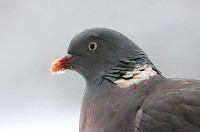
(113, 64, 157, 88)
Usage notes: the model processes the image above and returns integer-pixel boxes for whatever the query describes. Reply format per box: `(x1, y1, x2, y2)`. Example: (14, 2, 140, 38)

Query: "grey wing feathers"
(139, 79, 200, 132)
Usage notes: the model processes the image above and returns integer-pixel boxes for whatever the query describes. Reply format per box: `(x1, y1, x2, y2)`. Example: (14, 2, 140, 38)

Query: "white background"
(1, 0, 200, 131)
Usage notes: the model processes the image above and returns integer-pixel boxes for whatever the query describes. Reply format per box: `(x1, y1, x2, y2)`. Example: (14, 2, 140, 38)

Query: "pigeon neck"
(103, 51, 161, 88)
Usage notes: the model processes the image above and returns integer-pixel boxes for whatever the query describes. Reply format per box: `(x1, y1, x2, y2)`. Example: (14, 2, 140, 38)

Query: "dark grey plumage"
(53, 28, 200, 132)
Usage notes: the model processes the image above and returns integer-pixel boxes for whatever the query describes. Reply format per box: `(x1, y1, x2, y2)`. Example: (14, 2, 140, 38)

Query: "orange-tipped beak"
(50, 54, 74, 74)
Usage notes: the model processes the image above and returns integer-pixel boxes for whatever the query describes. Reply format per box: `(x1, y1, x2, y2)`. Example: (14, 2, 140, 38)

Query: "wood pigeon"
(51, 28, 200, 132)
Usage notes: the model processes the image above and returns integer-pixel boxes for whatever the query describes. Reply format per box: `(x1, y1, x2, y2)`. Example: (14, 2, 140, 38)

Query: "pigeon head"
(51, 28, 160, 87)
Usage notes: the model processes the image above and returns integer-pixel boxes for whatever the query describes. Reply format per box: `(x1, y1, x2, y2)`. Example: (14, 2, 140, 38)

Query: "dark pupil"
(90, 44, 95, 50)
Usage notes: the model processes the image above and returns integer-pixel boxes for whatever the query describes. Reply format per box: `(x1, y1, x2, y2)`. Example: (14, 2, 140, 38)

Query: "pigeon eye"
(88, 42, 98, 51)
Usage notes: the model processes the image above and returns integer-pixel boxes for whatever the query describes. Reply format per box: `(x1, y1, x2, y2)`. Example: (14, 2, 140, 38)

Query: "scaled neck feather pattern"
(103, 51, 161, 88)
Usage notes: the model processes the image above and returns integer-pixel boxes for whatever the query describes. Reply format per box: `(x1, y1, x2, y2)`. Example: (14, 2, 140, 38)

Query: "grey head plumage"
(67, 28, 161, 86)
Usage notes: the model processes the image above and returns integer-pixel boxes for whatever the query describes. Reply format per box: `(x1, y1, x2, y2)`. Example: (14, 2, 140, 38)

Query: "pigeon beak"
(50, 54, 74, 74)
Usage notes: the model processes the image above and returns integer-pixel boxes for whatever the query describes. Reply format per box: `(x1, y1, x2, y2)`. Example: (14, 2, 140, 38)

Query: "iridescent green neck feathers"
(103, 51, 161, 88)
